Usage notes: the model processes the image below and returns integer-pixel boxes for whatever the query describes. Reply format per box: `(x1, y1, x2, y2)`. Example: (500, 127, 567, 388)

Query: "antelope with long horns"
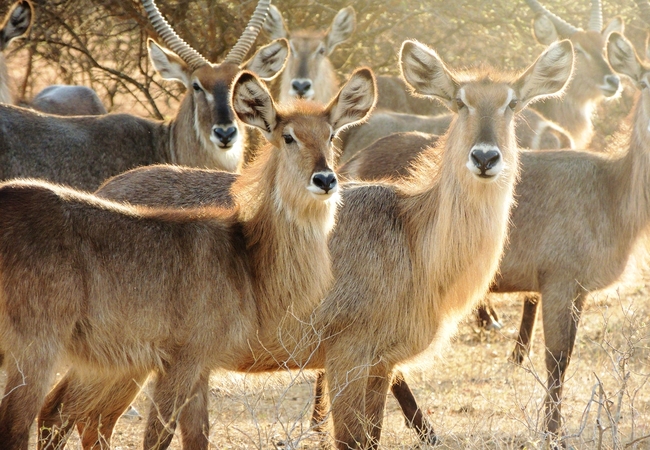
(0, 0, 288, 190)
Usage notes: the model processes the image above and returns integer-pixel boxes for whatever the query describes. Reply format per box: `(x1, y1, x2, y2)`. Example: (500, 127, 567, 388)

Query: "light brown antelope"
(340, 31, 650, 445)
(49, 39, 574, 449)
(0, 67, 376, 450)
(524, 0, 622, 149)
(0, 0, 288, 190)
(263, 4, 355, 104)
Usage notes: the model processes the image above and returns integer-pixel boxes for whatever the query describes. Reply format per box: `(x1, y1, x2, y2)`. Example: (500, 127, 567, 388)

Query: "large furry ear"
(242, 38, 289, 81)
(326, 67, 376, 134)
(325, 7, 356, 55)
(531, 14, 559, 46)
(400, 40, 458, 111)
(0, 0, 32, 51)
(607, 32, 642, 82)
(262, 5, 288, 40)
(232, 71, 277, 136)
(602, 16, 624, 37)
(148, 39, 191, 86)
(514, 40, 574, 109)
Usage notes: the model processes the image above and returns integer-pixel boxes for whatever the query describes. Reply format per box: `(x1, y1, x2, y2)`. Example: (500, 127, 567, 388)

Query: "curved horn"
(588, 0, 603, 31)
(524, 0, 580, 37)
(141, 0, 210, 70)
(223, 0, 271, 65)
(634, 0, 650, 26)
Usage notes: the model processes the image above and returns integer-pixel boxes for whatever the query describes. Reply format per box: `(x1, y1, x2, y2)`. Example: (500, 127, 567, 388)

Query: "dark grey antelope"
(0, 0, 288, 190)
(45, 39, 573, 449)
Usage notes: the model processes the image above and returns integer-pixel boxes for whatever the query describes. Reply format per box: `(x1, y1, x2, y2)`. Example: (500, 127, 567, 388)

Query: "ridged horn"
(222, 0, 271, 65)
(141, 0, 210, 70)
(588, 0, 603, 31)
(634, 0, 650, 26)
(524, 0, 580, 37)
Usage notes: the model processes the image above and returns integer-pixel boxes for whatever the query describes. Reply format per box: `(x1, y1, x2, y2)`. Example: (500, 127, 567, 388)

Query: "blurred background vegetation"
(4, 0, 647, 146)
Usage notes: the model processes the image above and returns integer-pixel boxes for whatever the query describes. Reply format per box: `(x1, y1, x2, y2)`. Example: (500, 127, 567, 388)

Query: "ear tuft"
(243, 38, 289, 81)
(148, 39, 191, 86)
(325, 7, 356, 54)
(262, 5, 287, 40)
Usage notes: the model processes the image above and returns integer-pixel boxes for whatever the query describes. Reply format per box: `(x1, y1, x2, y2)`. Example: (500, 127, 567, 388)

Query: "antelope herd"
(0, 0, 648, 449)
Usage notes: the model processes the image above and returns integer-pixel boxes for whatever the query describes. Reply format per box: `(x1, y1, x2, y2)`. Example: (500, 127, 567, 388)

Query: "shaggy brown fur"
(44, 41, 573, 450)
(338, 32, 650, 441)
(0, 69, 376, 450)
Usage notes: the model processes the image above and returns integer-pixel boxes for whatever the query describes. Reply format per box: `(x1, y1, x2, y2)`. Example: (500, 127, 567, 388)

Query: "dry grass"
(8, 270, 648, 449)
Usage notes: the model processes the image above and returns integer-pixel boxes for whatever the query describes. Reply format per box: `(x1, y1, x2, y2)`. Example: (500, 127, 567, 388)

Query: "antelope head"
(232, 68, 375, 208)
(525, 0, 622, 101)
(263, 4, 356, 104)
(400, 40, 574, 184)
(142, 0, 289, 172)
(0, 0, 32, 104)
(607, 32, 650, 136)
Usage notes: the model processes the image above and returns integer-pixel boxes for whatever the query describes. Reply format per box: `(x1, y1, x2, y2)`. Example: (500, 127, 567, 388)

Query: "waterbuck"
(0, 67, 376, 450)
(262, 4, 356, 104)
(49, 39, 573, 449)
(0, 0, 288, 190)
(336, 31, 650, 444)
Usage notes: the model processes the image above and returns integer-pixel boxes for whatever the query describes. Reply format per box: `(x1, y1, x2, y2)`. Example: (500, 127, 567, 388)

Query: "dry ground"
(4, 273, 646, 450)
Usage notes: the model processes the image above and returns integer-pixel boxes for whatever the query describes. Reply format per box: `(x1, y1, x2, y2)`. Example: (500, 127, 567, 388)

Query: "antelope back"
(400, 39, 574, 185)
(0, 0, 32, 104)
(263, 5, 355, 104)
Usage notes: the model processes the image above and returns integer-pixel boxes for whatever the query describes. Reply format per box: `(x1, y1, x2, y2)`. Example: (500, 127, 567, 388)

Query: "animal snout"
(213, 126, 238, 146)
(468, 148, 502, 179)
(291, 79, 312, 97)
(603, 75, 620, 96)
(311, 171, 338, 195)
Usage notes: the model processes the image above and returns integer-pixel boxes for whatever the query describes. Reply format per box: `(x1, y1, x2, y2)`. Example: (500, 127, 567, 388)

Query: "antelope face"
(233, 69, 375, 201)
(263, 5, 356, 105)
(456, 83, 518, 181)
(285, 33, 328, 101)
(400, 40, 574, 184)
(572, 31, 621, 99)
(192, 63, 242, 151)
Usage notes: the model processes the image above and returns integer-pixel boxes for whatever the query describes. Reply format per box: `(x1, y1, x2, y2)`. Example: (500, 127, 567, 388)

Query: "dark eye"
(317, 46, 326, 55)
(455, 98, 465, 110)
(192, 82, 202, 92)
(329, 133, 335, 142)
(283, 134, 295, 144)
(640, 80, 649, 90)
(508, 99, 518, 110)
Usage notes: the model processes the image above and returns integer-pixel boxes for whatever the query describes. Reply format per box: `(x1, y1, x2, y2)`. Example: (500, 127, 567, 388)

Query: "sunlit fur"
(70, 46, 571, 449)
(30, 69, 376, 450)
(0, 70, 362, 450)
(530, 16, 624, 148)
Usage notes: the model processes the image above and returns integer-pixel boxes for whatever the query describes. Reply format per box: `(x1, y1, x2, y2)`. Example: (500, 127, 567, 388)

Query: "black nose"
(605, 74, 620, 91)
(214, 126, 237, 146)
(470, 149, 501, 175)
(312, 172, 337, 194)
(292, 80, 312, 96)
